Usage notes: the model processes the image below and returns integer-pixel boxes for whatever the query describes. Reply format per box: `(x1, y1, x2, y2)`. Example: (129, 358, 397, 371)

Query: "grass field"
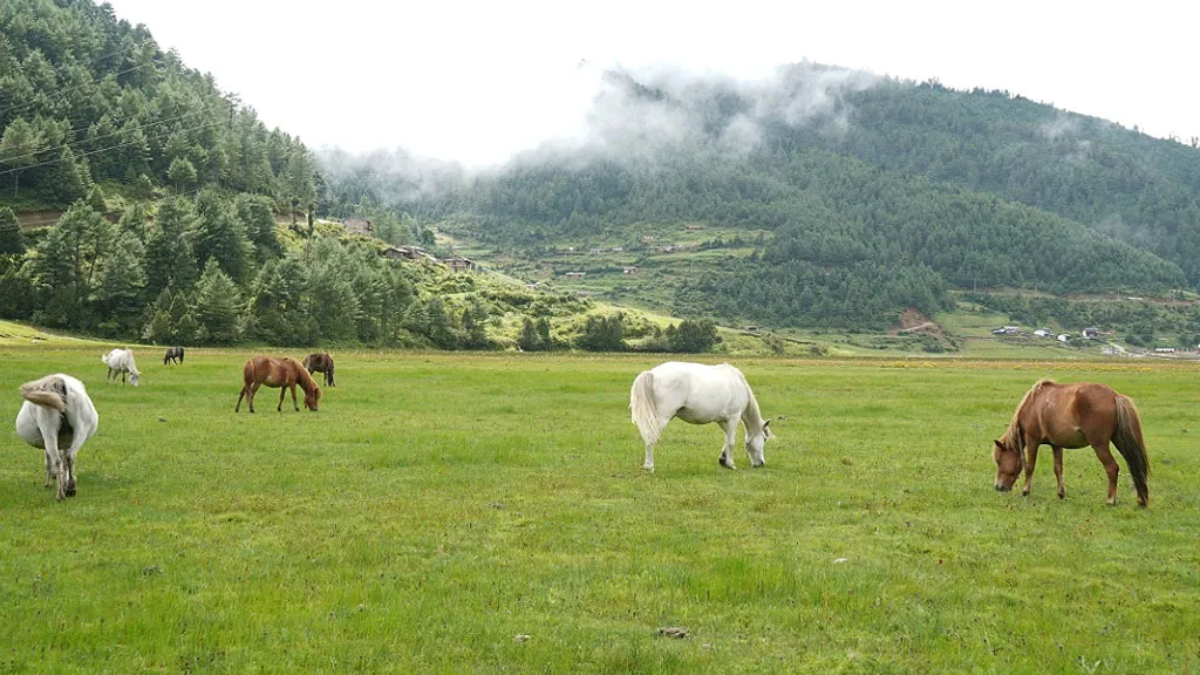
(2, 347, 1199, 673)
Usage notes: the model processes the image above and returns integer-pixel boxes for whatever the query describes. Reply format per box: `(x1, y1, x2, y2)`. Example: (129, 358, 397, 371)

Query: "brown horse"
(235, 356, 322, 413)
(993, 379, 1149, 507)
(302, 352, 336, 387)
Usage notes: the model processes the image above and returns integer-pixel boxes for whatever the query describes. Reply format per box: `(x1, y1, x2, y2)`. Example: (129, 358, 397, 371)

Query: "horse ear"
(993, 440, 1004, 452)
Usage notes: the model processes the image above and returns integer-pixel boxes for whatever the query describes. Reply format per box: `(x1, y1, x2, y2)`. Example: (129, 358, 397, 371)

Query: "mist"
(317, 61, 884, 195)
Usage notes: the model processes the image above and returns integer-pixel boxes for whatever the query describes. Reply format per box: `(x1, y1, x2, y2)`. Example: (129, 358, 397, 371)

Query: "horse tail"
(630, 370, 661, 447)
(1113, 395, 1150, 506)
(21, 376, 68, 413)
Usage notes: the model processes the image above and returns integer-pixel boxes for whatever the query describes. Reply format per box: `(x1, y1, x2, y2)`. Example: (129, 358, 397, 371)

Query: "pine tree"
(192, 259, 241, 343)
(93, 231, 147, 336)
(0, 206, 23, 255)
(518, 317, 544, 351)
(145, 197, 199, 298)
(0, 117, 45, 195)
(193, 188, 252, 283)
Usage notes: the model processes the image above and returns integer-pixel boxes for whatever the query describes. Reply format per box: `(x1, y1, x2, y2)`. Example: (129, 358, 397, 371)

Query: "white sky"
(103, 0, 1200, 167)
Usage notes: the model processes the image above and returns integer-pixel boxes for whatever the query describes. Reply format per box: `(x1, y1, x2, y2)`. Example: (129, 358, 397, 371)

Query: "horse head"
(992, 438, 1022, 491)
(746, 419, 771, 468)
(303, 383, 322, 411)
(129, 370, 140, 387)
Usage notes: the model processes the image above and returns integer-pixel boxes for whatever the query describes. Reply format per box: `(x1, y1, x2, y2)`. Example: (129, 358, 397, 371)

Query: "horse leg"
(63, 448, 76, 497)
(277, 385, 288, 412)
(235, 386, 246, 412)
(1021, 443, 1039, 496)
(248, 383, 260, 413)
(1092, 443, 1121, 506)
(1052, 445, 1066, 499)
(718, 420, 737, 470)
(43, 447, 57, 488)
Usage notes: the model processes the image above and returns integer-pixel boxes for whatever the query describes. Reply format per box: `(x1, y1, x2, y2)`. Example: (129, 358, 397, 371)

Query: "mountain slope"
(346, 65, 1196, 329)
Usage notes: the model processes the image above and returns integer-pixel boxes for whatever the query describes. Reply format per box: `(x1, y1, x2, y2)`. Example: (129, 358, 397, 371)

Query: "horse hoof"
(642, 465, 655, 473)
(1021, 490, 1030, 497)
(1058, 491, 1066, 500)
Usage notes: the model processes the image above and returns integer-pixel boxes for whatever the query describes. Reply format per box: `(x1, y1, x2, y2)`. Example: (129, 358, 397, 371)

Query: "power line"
(0, 60, 158, 121)
(0, 117, 227, 177)
(0, 108, 210, 166)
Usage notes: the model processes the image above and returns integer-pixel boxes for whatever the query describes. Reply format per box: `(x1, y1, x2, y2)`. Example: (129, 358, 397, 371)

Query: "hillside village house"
(622, 266, 638, 275)
(564, 272, 586, 279)
(444, 256, 477, 273)
(383, 245, 437, 264)
(343, 218, 372, 236)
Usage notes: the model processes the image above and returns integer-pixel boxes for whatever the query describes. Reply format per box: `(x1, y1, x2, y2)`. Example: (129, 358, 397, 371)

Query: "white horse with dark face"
(15, 374, 99, 501)
(630, 361, 772, 472)
(101, 348, 139, 386)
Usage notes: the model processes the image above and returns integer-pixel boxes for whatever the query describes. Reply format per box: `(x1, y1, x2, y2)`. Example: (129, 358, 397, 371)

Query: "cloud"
(318, 62, 885, 187)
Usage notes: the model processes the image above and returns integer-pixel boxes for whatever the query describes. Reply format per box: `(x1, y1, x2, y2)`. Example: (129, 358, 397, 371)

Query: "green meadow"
(2, 347, 1199, 674)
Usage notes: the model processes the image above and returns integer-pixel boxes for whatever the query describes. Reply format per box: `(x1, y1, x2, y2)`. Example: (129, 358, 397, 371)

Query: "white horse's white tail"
(630, 370, 662, 447)
(21, 375, 68, 412)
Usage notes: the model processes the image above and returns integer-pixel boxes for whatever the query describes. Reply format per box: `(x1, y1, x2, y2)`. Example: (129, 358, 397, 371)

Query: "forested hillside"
(0, 0, 594, 350)
(326, 65, 1200, 332)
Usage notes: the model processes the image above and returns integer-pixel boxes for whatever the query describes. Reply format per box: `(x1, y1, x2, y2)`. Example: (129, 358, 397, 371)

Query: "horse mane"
(733, 367, 768, 436)
(291, 359, 322, 399)
(1002, 378, 1054, 446)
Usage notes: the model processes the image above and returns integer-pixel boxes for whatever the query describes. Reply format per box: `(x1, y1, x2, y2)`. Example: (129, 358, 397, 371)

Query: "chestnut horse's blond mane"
(1001, 378, 1054, 447)
(292, 360, 322, 400)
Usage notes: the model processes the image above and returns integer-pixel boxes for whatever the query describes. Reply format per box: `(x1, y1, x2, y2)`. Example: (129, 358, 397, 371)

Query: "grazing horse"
(235, 356, 321, 413)
(630, 361, 772, 472)
(302, 352, 336, 387)
(163, 346, 185, 365)
(15, 374, 99, 501)
(101, 348, 140, 386)
(993, 379, 1149, 507)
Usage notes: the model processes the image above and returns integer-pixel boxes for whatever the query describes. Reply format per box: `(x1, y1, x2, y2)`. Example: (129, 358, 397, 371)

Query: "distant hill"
(323, 64, 1200, 330)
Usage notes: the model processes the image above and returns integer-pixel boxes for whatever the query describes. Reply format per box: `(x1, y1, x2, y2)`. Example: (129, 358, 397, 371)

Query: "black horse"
(163, 346, 185, 365)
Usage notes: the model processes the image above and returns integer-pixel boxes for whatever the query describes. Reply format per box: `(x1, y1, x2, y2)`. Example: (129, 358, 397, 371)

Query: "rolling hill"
(323, 65, 1200, 338)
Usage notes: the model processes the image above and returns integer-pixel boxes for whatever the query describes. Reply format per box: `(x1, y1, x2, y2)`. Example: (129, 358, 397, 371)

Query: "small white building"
(1057, 334, 1070, 343)
(1034, 328, 1052, 338)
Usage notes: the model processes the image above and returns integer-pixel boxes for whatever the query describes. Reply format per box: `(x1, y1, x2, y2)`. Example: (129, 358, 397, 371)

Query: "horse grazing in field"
(302, 352, 336, 387)
(630, 361, 772, 472)
(15, 374, 99, 501)
(993, 379, 1149, 507)
(163, 346, 185, 365)
(235, 356, 321, 413)
(101, 348, 140, 386)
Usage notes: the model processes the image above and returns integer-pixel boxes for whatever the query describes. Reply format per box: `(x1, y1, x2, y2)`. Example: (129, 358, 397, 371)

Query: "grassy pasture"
(2, 348, 1199, 673)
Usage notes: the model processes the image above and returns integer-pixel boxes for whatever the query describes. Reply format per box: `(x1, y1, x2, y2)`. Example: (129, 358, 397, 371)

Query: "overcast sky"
(102, 0, 1199, 167)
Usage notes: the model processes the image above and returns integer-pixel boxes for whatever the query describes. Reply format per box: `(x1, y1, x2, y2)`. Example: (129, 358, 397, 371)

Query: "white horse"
(630, 361, 772, 472)
(101, 348, 140, 386)
(15, 374, 99, 501)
